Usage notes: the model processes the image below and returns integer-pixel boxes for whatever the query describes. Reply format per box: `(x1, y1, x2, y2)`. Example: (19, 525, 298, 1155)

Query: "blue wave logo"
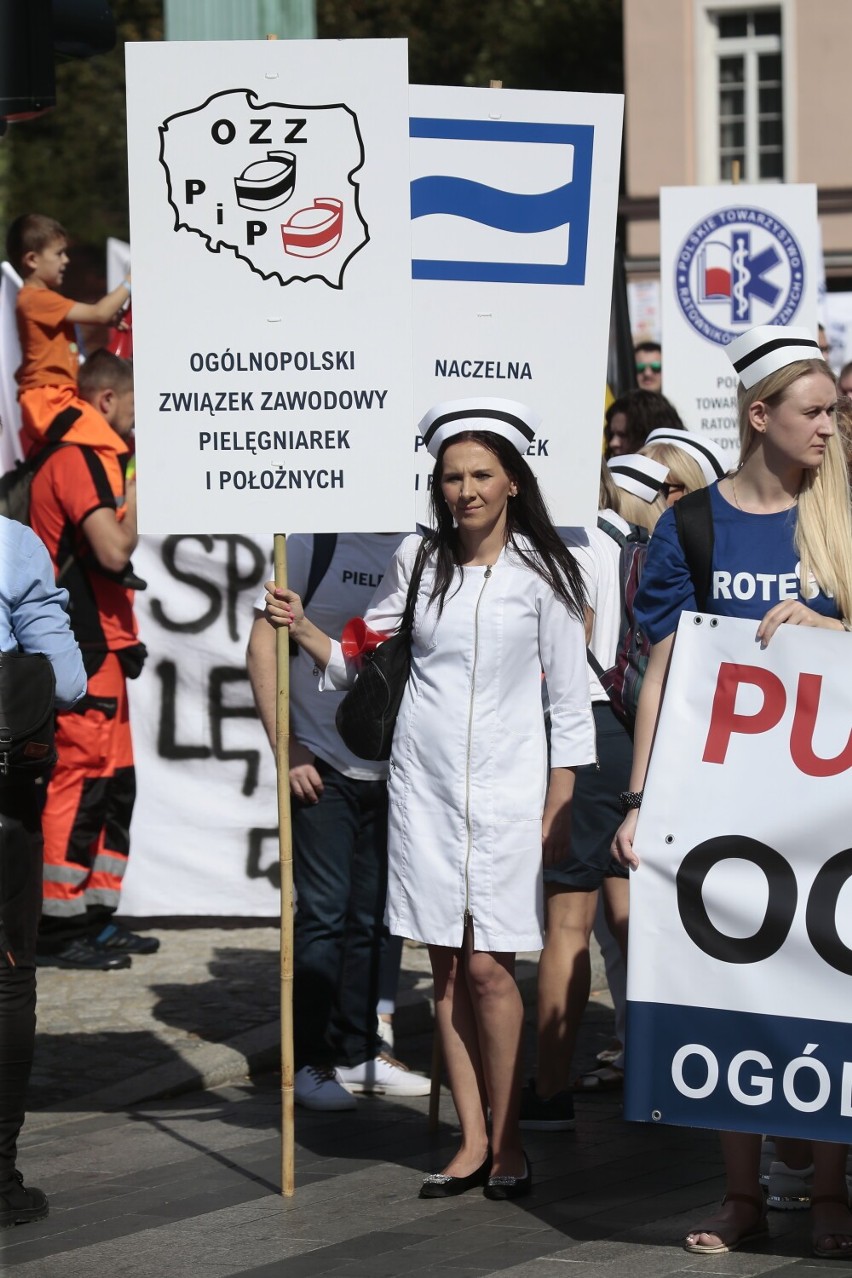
(411, 177, 580, 235)
(410, 118, 595, 286)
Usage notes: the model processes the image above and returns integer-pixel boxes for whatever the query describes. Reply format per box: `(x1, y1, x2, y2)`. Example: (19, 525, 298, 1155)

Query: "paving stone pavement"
(5, 924, 849, 1276)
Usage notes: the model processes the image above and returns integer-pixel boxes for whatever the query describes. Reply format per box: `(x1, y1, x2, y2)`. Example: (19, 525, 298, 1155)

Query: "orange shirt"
(29, 444, 138, 654)
(15, 286, 79, 391)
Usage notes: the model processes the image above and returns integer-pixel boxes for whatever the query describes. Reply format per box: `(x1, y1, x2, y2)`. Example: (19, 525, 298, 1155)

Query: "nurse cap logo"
(643, 427, 727, 485)
(726, 325, 823, 389)
(419, 398, 541, 459)
(607, 453, 668, 503)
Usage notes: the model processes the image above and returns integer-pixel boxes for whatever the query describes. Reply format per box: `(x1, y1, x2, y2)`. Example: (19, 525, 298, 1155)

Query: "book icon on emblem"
(281, 197, 344, 258)
(234, 151, 296, 211)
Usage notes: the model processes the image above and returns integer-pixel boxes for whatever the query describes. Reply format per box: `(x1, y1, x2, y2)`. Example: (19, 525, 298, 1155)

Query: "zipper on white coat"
(463, 564, 493, 922)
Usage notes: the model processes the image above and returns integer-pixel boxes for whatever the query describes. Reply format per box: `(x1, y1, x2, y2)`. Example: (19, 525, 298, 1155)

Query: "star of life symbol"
(675, 205, 805, 346)
(159, 89, 369, 288)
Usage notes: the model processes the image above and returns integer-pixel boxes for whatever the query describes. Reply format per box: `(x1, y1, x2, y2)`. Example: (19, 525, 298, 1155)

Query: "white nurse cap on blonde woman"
(644, 427, 727, 485)
(607, 453, 668, 503)
(726, 325, 824, 389)
(419, 398, 540, 459)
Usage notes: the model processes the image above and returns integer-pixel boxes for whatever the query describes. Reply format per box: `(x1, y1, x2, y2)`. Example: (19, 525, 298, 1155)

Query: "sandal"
(811, 1193, 852, 1259)
(573, 1064, 624, 1092)
(683, 1192, 768, 1255)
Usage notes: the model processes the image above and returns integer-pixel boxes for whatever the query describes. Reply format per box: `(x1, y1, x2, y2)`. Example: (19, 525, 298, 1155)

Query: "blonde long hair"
(738, 359, 852, 622)
(641, 441, 707, 495)
(614, 488, 666, 533)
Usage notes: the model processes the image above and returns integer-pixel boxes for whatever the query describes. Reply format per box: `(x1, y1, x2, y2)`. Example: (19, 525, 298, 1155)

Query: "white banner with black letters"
(125, 39, 413, 535)
(626, 613, 852, 1143)
(120, 534, 278, 916)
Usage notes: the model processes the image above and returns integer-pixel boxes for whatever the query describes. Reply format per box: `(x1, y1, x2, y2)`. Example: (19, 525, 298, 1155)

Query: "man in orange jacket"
(24, 349, 155, 969)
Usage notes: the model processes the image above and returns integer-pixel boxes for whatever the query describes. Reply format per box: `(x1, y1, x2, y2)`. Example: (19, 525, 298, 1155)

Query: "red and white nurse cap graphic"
(419, 398, 540, 459)
(607, 453, 668, 503)
(644, 428, 727, 485)
(726, 325, 824, 389)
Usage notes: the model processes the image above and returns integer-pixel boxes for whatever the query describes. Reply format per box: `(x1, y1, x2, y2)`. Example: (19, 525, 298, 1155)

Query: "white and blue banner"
(626, 614, 852, 1143)
(410, 85, 623, 528)
(660, 184, 820, 456)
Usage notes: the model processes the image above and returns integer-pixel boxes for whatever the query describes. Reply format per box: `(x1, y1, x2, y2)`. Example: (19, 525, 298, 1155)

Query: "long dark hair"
(426, 430, 586, 620)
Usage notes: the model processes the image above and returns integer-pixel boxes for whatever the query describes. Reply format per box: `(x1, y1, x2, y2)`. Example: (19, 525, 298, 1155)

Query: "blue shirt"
(0, 515, 86, 708)
(636, 483, 840, 644)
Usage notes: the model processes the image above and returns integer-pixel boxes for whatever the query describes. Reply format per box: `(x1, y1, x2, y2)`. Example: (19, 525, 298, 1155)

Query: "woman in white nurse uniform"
(268, 399, 596, 1200)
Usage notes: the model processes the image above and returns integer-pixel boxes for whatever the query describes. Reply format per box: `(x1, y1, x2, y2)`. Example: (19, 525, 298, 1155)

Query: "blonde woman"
(614, 326, 852, 1259)
(606, 453, 668, 533)
(640, 428, 727, 505)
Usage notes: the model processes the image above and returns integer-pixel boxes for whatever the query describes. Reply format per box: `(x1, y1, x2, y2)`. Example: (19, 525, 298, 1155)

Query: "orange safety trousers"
(41, 652, 136, 919)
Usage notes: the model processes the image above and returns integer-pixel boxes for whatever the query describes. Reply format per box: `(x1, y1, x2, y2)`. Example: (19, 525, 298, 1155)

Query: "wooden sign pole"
(274, 531, 295, 1196)
(264, 30, 297, 1200)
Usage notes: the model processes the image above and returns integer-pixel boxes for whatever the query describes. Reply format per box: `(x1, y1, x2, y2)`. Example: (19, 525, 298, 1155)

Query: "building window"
(712, 6, 784, 181)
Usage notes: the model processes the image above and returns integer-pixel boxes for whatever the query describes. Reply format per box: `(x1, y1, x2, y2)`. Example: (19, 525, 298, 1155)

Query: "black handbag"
(335, 541, 427, 761)
(0, 650, 57, 777)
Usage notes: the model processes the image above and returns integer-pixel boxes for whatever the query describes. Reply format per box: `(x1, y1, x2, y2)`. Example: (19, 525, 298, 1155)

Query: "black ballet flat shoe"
(483, 1154, 532, 1201)
(418, 1150, 492, 1199)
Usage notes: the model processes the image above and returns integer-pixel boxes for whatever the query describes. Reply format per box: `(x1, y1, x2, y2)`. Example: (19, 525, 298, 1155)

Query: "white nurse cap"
(726, 325, 823, 389)
(644, 427, 727, 485)
(607, 453, 668, 503)
(419, 398, 540, 459)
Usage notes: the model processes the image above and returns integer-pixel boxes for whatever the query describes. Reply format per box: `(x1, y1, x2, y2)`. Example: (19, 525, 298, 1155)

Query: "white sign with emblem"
(126, 39, 413, 535)
(409, 85, 624, 528)
(660, 184, 819, 458)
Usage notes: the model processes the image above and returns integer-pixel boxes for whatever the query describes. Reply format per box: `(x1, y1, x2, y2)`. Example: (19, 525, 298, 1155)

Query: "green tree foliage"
(1, 0, 163, 283)
(316, 0, 623, 92)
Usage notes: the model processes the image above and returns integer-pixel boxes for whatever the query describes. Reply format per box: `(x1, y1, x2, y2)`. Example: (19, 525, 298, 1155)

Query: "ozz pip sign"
(672, 660, 852, 976)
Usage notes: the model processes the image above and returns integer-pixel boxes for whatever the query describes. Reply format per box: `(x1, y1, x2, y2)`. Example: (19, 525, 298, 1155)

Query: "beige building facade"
(622, 0, 852, 284)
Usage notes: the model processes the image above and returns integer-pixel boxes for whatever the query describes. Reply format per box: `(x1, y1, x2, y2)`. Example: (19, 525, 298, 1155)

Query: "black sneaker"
(37, 938, 132, 970)
(518, 1078, 576, 1131)
(92, 922, 160, 955)
(0, 1171, 49, 1228)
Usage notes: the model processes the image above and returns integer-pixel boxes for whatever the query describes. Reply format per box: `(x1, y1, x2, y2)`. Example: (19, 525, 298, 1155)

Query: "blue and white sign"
(661, 185, 819, 455)
(675, 205, 805, 343)
(411, 86, 623, 528)
(626, 615, 852, 1143)
(410, 118, 594, 286)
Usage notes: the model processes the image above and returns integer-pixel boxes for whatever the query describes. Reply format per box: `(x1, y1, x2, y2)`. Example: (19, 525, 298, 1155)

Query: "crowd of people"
(2, 207, 852, 1255)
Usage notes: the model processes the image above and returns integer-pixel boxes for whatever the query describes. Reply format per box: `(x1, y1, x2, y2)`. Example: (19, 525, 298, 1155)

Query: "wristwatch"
(619, 789, 644, 816)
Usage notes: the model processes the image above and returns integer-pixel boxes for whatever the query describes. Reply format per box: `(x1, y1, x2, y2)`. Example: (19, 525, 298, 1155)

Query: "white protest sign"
(125, 39, 413, 535)
(409, 86, 623, 528)
(660, 185, 819, 457)
(0, 262, 24, 475)
(625, 614, 852, 1143)
(121, 533, 279, 916)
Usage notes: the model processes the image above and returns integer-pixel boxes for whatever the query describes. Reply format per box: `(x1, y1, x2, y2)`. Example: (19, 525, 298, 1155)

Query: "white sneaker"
(294, 1065, 357, 1111)
(766, 1160, 813, 1210)
(335, 1053, 430, 1096)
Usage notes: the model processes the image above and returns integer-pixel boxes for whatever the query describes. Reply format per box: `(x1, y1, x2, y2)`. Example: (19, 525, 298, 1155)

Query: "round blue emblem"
(674, 205, 806, 347)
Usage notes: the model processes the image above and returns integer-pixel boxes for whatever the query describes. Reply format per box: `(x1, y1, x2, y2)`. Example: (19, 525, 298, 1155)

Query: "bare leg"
(464, 928, 525, 1178)
(428, 941, 489, 1178)
(536, 886, 598, 1097)
(773, 1135, 812, 1169)
(811, 1141, 852, 1256)
(685, 1131, 765, 1250)
(601, 876, 629, 963)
